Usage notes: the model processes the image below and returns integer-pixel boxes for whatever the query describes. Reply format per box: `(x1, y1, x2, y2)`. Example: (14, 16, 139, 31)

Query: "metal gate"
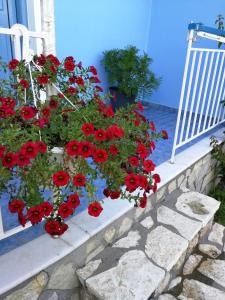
(171, 23, 225, 163)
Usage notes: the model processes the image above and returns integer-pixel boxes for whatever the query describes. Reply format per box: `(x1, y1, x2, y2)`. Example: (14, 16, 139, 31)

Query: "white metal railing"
(0, 24, 47, 241)
(171, 24, 225, 163)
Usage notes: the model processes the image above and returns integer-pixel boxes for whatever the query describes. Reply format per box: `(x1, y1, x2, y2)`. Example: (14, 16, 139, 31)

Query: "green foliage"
(102, 45, 160, 98)
(215, 14, 225, 49)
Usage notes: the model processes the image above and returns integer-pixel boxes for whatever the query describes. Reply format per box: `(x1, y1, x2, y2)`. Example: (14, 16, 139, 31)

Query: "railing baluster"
(214, 59, 225, 125)
(185, 51, 203, 140)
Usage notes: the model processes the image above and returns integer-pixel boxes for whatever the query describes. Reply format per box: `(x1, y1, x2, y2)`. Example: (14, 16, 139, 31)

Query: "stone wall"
(1, 150, 219, 300)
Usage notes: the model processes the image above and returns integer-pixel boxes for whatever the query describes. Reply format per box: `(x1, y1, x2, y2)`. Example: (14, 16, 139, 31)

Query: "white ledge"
(0, 127, 224, 295)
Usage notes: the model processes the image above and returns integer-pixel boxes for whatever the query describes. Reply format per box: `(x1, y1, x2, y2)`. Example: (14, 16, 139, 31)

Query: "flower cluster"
(0, 55, 168, 237)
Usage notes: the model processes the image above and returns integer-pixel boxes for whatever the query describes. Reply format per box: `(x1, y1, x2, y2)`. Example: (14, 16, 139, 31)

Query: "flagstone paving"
(76, 188, 222, 299)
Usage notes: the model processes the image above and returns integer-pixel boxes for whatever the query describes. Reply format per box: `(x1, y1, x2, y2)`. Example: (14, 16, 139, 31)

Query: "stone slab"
(198, 244, 221, 258)
(178, 279, 225, 300)
(145, 226, 188, 271)
(198, 259, 225, 288)
(76, 259, 102, 285)
(183, 254, 202, 275)
(208, 223, 224, 246)
(140, 216, 154, 229)
(176, 192, 220, 226)
(86, 250, 165, 300)
(112, 231, 141, 248)
(157, 206, 201, 240)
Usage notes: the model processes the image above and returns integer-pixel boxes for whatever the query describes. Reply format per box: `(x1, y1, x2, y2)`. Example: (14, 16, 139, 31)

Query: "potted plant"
(0, 54, 167, 238)
(102, 45, 160, 110)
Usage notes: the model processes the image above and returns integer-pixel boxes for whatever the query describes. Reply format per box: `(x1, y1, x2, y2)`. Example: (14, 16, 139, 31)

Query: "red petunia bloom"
(125, 173, 139, 191)
(41, 107, 51, 117)
(18, 212, 26, 227)
(88, 202, 103, 217)
(128, 156, 139, 168)
(20, 106, 36, 120)
(27, 205, 44, 225)
(8, 59, 19, 70)
(41, 202, 53, 217)
(16, 151, 30, 167)
(66, 140, 80, 156)
(0, 144, 6, 158)
(2, 152, 17, 168)
(89, 66, 97, 75)
(109, 190, 121, 200)
(67, 193, 80, 209)
(138, 175, 149, 190)
(139, 193, 147, 208)
(49, 99, 58, 109)
(162, 130, 168, 140)
(44, 219, 68, 236)
(69, 76, 76, 84)
(136, 143, 147, 160)
(94, 129, 106, 142)
(81, 123, 95, 135)
(47, 54, 60, 67)
(36, 141, 47, 153)
(73, 173, 86, 187)
(33, 118, 49, 128)
(37, 74, 49, 85)
(8, 199, 25, 213)
(79, 141, 93, 158)
(103, 105, 114, 118)
(64, 60, 75, 72)
(58, 203, 74, 219)
(93, 148, 108, 163)
(20, 79, 29, 89)
(143, 159, 155, 173)
(103, 188, 110, 198)
(90, 76, 101, 83)
(37, 54, 46, 66)
(137, 102, 144, 112)
(75, 77, 84, 86)
(135, 120, 140, 127)
(67, 86, 78, 95)
(53, 170, 70, 187)
(106, 124, 124, 140)
(149, 141, 156, 151)
(21, 141, 39, 159)
(109, 144, 119, 155)
(1, 97, 16, 109)
(153, 173, 161, 184)
(149, 121, 156, 132)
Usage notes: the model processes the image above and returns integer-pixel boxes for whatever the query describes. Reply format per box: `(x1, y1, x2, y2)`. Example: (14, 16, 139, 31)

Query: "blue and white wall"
(55, 0, 225, 108)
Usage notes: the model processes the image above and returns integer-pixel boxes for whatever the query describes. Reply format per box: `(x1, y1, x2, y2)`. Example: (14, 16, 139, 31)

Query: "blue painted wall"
(55, 0, 225, 108)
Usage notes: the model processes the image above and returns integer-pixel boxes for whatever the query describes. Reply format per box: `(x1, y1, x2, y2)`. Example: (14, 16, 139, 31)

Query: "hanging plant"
(0, 54, 168, 237)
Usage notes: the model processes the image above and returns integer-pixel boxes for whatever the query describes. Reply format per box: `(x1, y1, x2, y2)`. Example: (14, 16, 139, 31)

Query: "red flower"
(109, 190, 121, 200)
(73, 173, 86, 187)
(33, 118, 49, 128)
(95, 85, 103, 92)
(143, 160, 155, 173)
(47, 54, 60, 66)
(1, 97, 16, 109)
(49, 99, 58, 109)
(0, 144, 6, 158)
(64, 60, 75, 72)
(8, 199, 25, 213)
(69, 76, 76, 84)
(41, 107, 51, 117)
(93, 148, 108, 163)
(149, 141, 156, 151)
(67, 86, 78, 95)
(79, 141, 93, 158)
(88, 202, 103, 217)
(27, 205, 44, 225)
(125, 173, 139, 191)
(136, 143, 147, 160)
(139, 193, 147, 208)
(36, 54, 46, 66)
(8, 59, 19, 70)
(37, 74, 49, 85)
(106, 125, 124, 140)
(53, 170, 70, 186)
(75, 77, 84, 86)
(89, 66, 97, 75)
(44, 219, 68, 236)
(2, 152, 17, 168)
(41, 202, 53, 217)
(109, 144, 119, 155)
(103, 188, 110, 197)
(162, 130, 168, 140)
(20, 106, 36, 120)
(20, 79, 29, 89)
(138, 175, 148, 190)
(16, 151, 30, 167)
(67, 193, 80, 209)
(66, 140, 80, 156)
(36, 141, 47, 153)
(137, 102, 144, 112)
(58, 203, 74, 219)
(153, 173, 161, 184)
(128, 156, 139, 168)
(18, 212, 26, 227)
(81, 123, 95, 135)
(21, 141, 39, 159)
(135, 120, 140, 127)
(90, 76, 101, 83)
(94, 129, 106, 142)
(65, 56, 75, 62)
(104, 105, 114, 117)
(149, 121, 156, 132)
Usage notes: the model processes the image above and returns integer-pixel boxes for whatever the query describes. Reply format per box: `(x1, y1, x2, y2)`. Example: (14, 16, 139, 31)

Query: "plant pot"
(109, 87, 136, 111)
